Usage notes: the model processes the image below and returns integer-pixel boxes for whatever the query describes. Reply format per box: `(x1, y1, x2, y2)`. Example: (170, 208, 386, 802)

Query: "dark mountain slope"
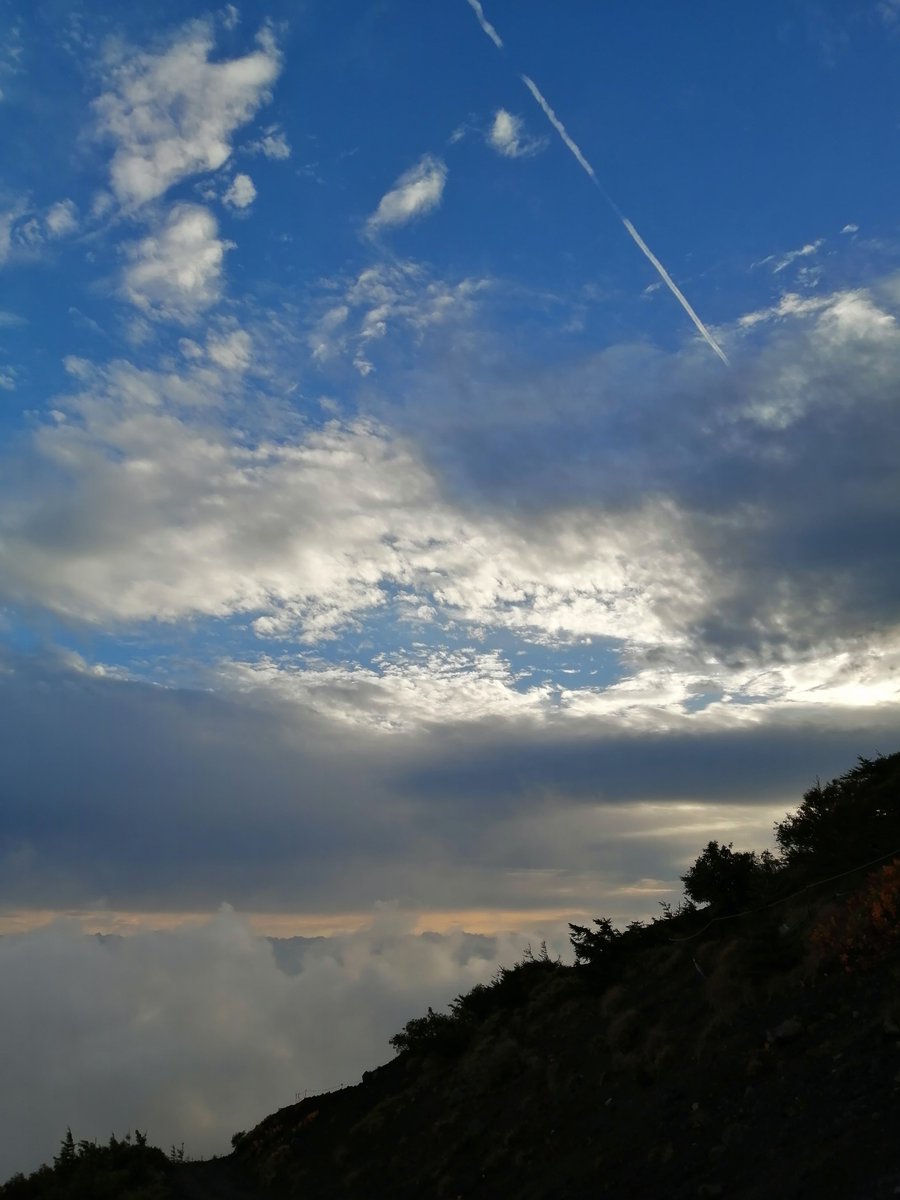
(230, 753, 900, 1199)
(234, 930, 900, 1199)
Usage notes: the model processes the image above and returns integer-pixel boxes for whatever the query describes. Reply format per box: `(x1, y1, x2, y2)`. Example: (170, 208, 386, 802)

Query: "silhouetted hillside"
(5, 752, 900, 1199)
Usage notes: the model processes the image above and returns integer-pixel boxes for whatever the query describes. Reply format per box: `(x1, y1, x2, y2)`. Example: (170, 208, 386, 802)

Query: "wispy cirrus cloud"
(245, 122, 291, 160)
(0, 202, 27, 264)
(0, 199, 79, 266)
(308, 260, 486, 374)
(93, 21, 280, 207)
(366, 154, 447, 235)
(754, 237, 825, 274)
(205, 327, 252, 370)
(736, 290, 831, 329)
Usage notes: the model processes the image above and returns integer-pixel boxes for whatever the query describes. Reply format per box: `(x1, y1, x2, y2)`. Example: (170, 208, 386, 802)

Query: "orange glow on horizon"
(0, 906, 594, 938)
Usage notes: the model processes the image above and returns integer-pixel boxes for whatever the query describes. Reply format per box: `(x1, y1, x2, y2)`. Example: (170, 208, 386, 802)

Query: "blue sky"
(3, 0, 900, 923)
(5, 0, 900, 1173)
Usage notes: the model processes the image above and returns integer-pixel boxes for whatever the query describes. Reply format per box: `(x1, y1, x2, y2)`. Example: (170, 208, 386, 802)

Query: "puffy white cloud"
(122, 204, 229, 319)
(487, 108, 545, 158)
(94, 22, 280, 206)
(0, 403, 431, 631)
(44, 199, 79, 238)
(366, 154, 447, 234)
(44, 200, 79, 237)
(223, 171, 256, 209)
(0, 354, 700, 654)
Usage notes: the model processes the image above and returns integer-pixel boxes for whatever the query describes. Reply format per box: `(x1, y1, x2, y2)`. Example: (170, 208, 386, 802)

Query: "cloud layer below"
(1, 913, 564, 1180)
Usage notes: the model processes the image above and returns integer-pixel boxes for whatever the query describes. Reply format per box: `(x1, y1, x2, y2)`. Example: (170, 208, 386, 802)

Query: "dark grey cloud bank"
(2, 651, 895, 917)
(1, 653, 401, 913)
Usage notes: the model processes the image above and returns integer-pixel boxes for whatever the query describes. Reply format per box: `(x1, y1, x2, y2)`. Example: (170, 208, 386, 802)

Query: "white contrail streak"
(522, 75, 729, 365)
(521, 75, 599, 188)
(465, 0, 504, 49)
(465, 5, 730, 366)
(622, 219, 730, 365)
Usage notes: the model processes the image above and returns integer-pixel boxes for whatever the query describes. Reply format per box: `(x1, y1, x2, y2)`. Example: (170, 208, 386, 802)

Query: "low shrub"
(810, 858, 900, 971)
(389, 1006, 471, 1057)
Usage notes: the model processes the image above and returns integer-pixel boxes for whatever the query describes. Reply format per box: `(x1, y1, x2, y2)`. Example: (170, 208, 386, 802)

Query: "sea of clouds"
(0, 909, 569, 1181)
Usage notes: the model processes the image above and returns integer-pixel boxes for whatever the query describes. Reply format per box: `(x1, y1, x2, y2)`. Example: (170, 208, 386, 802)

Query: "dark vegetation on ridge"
(4, 752, 900, 1199)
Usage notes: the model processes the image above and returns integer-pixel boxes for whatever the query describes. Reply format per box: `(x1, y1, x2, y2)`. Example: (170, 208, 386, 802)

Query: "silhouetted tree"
(568, 917, 622, 969)
(775, 753, 900, 869)
(680, 841, 769, 913)
(53, 1130, 75, 1170)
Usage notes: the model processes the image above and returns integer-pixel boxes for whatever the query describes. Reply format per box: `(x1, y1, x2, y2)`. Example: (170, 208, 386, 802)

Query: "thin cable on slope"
(668, 844, 900, 945)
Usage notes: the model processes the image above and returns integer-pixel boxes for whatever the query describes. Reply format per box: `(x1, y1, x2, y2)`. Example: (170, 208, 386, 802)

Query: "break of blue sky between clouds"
(2, 0, 900, 924)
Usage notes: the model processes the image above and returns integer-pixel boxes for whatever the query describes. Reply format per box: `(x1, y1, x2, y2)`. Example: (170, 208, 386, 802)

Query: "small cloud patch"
(487, 109, 545, 158)
(224, 172, 256, 210)
(366, 155, 447, 235)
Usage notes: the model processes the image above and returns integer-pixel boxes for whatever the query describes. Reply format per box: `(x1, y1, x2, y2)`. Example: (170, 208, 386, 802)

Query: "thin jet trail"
(520, 75, 617, 211)
(465, 0, 504, 49)
(524, 73, 729, 366)
(621, 219, 730, 366)
(468, 9, 729, 365)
